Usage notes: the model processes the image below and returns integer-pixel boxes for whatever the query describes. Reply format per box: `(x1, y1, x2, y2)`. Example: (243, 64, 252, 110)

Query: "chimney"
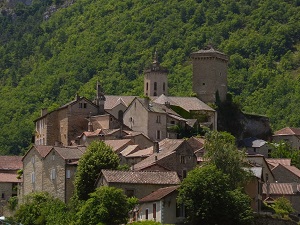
(165, 101, 170, 108)
(41, 108, 48, 116)
(75, 93, 80, 101)
(153, 141, 159, 154)
(88, 113, 93, 132)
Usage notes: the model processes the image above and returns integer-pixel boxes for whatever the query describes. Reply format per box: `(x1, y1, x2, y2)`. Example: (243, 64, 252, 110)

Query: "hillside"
(0, 0, 300, 155)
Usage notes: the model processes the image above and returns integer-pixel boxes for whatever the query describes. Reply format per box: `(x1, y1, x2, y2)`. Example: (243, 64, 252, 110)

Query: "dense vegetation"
(0, 0, 300, 154)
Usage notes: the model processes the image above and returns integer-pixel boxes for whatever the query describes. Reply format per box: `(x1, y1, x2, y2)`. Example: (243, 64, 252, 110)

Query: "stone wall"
(253, 216, 297, 225)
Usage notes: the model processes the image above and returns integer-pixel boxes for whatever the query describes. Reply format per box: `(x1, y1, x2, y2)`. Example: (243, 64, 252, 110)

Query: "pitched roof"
(101, 170, 180, 185)
(120, 145, 140, 157)
(273, 164, 300, 178)
(104, 139, 133, 153)
(104, 96, 136, 110)
(153, 95, 215, 112)
(0, 173, 21, 183)
(126, 147, 153, 158)
(263, 183, 299, 195)
(53, 146, 86, 160)
(240, 137, 267, 148)
(273, 127, 300, 136)
(0, 156, 22, 171)
(22, 145, 53, 161)
(266, 158, 291, 167)
(133, 139, 186, 171)
(139, 185, 179, 202)
(187, 137, 205, 152)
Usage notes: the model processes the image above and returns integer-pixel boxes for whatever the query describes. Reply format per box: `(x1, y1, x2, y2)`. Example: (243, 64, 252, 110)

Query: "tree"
(270, 141, 300, 169)
(14, 192, 70, 225)
(73, 141, 120, 201)
(177, 165, 253, 225)
(204, 131, 250, 188)
(271, 197, 295, 218)
(76, 186, 137, 225)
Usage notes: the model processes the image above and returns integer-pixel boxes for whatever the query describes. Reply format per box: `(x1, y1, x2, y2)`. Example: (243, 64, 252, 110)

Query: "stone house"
(123, 145, 153, 167)
(138, 186, 185, 224)
(22, 145, 85, 203)
(0, 156, 22, 206)
(272, 127, 300, 150)
(247, 154, 275, 183)
(123, 131, 154, 149)
(271, 163, 300, 183)
(263, 182, 300, 214)
(187, 136, 205, 164)
(97, 170, 180, 199)
(239, 137, 273, 158)
(133, 139, 197, 180)
(123, 97, 186, 141)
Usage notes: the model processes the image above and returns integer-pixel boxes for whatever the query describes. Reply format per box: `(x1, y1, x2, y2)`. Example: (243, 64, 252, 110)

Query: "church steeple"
(144, 50, 168, 97)
(95, 81, 106, 114)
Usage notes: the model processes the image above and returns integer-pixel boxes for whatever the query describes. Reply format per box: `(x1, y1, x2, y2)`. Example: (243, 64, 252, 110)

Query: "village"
(1, 47, 300, 224)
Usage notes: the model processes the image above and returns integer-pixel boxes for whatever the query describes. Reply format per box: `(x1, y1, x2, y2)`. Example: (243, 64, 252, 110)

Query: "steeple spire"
(95, 81, 106, 114)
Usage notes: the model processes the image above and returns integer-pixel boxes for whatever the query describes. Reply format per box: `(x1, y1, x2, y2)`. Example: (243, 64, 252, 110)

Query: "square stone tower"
(190, 47, 229, 103)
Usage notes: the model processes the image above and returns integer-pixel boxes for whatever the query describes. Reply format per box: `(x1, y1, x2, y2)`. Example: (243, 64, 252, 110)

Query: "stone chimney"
(153, 141, 159, 154)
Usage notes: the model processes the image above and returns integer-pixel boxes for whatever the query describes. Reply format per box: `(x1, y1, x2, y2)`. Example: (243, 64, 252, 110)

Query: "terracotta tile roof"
(266, 159, 291, 167)
(0, 173, 21, 183)
(153, 95, 215, 112)
(81, 129, 103, 137)
(101, 170, 180, 185)
(34, 145, 53, 158)
(0, 156, 22, 171)
(187, 137, 205, 152)
(120, 145, 140, 157)
(263, 183, 299, 195)
(104, 139, 133, 153)
(274, 127, 300, 136)
(139, 185, 179, 202)
(126, 147, 153, 158)
(104, 96, 136, 110)
(53, 146, 86, 160)
(133, 139, 186, 171)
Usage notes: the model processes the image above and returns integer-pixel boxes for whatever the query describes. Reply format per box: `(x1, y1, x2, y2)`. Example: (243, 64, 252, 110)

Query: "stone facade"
(190, 47, 229, 103)
(271, 164, 300, 183)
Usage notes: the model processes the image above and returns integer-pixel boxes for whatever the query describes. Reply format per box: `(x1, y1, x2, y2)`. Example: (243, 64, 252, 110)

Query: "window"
(31, 172, 35, 184)
(66, 170, 71, 179)
(50, 168, 56, 180)
(154, 82, 157, 91)
(182, 169, 187, 179)
(176, 203, 185, 218)
(153, 203, 156, 219)
(156, 130, 161, 140)
(202, 83, 205, 85)
(180, 155, 186, 164)
(146, 82, 149, 90)
(163, 82, 165, 91)
(154, 92, 157, 96)
(268, 149, 272, 158)
(52, 152, 55, 161)
(83, 103, 87, 108)
(156, 115, 161, 123)
(145, 209, 149, 220)
(31, 156, 35, 164)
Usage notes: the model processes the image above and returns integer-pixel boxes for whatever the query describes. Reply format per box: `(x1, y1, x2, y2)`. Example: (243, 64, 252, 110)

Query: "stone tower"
(144, 51, 168, 97)
(94, 81, 106, 114)
(190, 46, 229, 103)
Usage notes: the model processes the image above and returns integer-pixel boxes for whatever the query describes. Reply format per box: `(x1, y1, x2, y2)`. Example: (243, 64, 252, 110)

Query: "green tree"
(177, 165, 253, 225)
(73, 141, 120, 201)
(204, 131, 250, 188)
(76, 186, 136, 225)
(271, 197, 295, 218)
(14, 192, 70, 225)
(270, 141, 300, 169)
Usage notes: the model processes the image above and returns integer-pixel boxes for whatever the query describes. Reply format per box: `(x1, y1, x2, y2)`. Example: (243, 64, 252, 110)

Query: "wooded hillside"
(0, 0, 300, 154)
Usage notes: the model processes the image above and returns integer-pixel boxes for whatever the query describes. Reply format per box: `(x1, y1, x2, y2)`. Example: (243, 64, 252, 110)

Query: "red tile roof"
(53, 146, 86, 160)
(187, 137, 205, 152)
(0, 156, 22, 171)
(101, 170, 180, 185)
(266, 158, 291, 167)
(139, 185, 179, 202)
(35, 145, 53, 158)
(274, 127, 300, 136)
(0, 173, 21, 183)
(263, 183, 299, 195)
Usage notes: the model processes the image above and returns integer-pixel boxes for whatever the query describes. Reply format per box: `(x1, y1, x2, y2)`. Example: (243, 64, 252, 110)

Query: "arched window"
(154, 82, 157, 91)
(146, 82, 148, 90)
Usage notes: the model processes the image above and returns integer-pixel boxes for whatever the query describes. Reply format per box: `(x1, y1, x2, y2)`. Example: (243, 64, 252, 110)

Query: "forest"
(0, 0, 300, 155)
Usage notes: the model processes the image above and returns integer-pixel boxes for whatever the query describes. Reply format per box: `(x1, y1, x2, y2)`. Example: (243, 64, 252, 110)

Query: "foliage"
(177, 165, 253, 225)
(270, 141, 300, 169)
(0, 0, 300, 153)
(14, 192, 71, 225)
(129, 222, 163, 225)
(76, 186, 135, 225)
(271, 197, 295, 218)
(17, 169, 23, 179)
(7, 196, 18, 211)
(73, 141, 119, 201)
(204, 131, 250, 188)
